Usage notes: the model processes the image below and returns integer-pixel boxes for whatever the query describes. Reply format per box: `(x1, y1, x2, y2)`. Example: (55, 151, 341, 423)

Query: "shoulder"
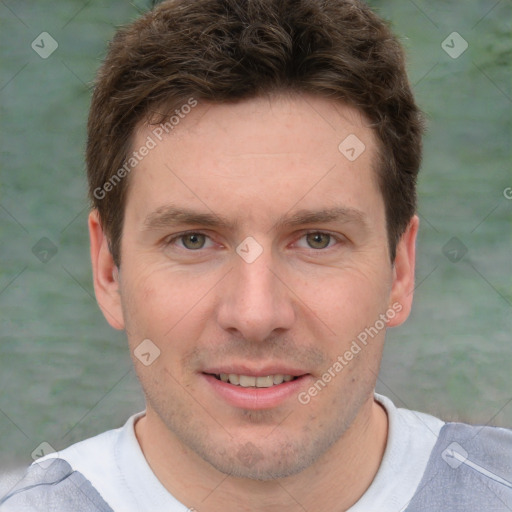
(436, 421, 512, 478)
(48, 422, 124, 484)
(0, 458, 113, 511)
(0, 414, 143, 512)
(367, 395, 512, 512)
(405, 422, 512, 511)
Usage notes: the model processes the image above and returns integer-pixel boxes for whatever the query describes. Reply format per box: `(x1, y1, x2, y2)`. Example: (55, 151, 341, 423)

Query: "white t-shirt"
(36, 394, 444, 511)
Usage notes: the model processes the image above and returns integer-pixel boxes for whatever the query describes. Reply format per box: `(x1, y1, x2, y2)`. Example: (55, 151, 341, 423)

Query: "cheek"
(118, 264, 166, 342)
(119, 265, 215, 347)
(296, 262, 392, 338)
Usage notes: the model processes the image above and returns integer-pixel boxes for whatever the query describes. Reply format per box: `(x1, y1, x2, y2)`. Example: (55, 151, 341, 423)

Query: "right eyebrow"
(142, 205, 238, 232)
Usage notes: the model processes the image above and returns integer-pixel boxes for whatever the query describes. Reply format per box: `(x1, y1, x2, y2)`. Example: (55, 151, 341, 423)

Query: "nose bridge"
(237, 253, 277, 306)
(216, 245, 295, 340)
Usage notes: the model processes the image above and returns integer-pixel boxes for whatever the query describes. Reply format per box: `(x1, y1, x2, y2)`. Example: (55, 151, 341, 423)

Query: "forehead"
(124, 94, 384, 228)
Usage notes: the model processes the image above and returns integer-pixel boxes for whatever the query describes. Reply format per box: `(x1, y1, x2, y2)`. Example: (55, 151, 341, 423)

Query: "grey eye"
(181, 233, 206, 250)
(306, 233, 331, 249)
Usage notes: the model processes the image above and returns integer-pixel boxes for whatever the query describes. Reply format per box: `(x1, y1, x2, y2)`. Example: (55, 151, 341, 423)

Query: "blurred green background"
(0, 0, 511, 473)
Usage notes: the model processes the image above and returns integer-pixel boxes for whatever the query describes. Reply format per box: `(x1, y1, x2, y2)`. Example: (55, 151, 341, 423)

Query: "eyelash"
(165, 230, 345, 251)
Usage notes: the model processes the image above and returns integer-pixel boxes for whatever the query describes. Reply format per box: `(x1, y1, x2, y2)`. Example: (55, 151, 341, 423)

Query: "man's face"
(92, 94, 415, 479)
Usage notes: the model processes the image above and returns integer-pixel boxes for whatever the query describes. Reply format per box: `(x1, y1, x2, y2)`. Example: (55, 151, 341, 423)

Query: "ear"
(88, 209, 125, 330)
(387, 215, 419, 327)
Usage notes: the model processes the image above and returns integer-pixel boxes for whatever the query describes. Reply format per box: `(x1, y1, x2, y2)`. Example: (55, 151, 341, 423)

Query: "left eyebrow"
(272, 207, 369, 231)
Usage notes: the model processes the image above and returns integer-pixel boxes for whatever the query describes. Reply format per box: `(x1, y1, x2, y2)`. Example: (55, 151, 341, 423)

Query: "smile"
(202, 372, 310, 409)
(212, 373, 298, 387)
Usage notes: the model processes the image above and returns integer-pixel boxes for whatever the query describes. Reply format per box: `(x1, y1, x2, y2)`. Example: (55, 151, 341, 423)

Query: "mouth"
(201, 369, 310, 409)
(207, 373, 300, 388)
(201, 364, 311, 409)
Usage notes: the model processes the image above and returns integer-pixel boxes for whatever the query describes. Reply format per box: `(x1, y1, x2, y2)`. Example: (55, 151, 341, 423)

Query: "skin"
(89, 94, 418, 512)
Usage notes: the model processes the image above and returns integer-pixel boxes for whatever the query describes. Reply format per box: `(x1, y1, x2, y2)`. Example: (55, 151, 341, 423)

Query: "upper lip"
(202, 365, 309, 377)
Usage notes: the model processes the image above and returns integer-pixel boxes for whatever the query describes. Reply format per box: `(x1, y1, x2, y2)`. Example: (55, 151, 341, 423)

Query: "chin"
(205, 441, 314, 481)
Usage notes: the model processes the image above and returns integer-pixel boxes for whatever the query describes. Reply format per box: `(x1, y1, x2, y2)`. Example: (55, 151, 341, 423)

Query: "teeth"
(256, 376, 274, 388)
(216, 373, 297, 387)
(239, 375, 256, 387)
(273, 374, 284, 385)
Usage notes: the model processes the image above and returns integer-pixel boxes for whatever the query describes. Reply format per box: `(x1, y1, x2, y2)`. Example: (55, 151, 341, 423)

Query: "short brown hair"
(87, 0, 424, 265)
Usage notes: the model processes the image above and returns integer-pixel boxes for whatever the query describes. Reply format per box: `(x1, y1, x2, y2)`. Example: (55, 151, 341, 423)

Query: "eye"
(169, 232, 213, 250)
(296, 232, 339, 250)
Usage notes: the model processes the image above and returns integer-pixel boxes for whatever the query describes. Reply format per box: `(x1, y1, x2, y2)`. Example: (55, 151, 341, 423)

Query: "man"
(1, 0, 511, 510)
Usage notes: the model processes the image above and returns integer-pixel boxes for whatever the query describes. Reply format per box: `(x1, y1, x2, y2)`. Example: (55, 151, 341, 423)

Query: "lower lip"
(202, 374, 310, 410)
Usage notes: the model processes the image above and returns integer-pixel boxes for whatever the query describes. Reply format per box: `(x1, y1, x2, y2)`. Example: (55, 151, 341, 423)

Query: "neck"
(135, 397, 388, 512)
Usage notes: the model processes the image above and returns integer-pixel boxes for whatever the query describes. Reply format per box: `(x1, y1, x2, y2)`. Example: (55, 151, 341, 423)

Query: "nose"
(216, 247, 296, 343)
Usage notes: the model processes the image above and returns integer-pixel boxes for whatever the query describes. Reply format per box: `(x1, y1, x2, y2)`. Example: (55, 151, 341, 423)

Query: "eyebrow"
(143, 206, 237, 231)
(142, 205, 368, 232)
(273, 207, 368, 230)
